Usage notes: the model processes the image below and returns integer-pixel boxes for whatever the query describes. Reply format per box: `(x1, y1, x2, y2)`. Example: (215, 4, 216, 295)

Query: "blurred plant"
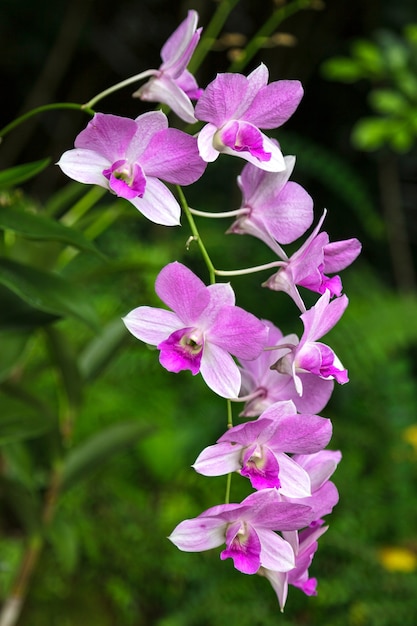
(321, 24, 417, 153)
(321, 25, 417, 291)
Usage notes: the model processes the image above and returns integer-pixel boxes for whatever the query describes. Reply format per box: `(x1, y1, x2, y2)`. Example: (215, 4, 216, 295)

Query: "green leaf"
(0, 158, 51, 189)
(61, 421, 153, 490)
(46, 326, 83, 412)
(0, 410, 55, 445)
(0, 284, 58, 329)
(0, 204, 103, 256)
(0, 257, 99, 329)
(351, 39, 384, 76)
(351, 117, 389, 150)
(321, 57, 364, 82)
(0, 329, 31, 382)
(369, 89, 408, 115)
(79, 317, 128, 382)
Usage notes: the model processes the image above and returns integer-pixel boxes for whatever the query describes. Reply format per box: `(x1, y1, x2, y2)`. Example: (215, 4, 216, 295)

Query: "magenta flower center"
(221, 521, 261, 574)
(216, 120, 271, 162)
(158, 327, 204, 375)
(240, 443, 281, 490)
(103, 159, 146, 200)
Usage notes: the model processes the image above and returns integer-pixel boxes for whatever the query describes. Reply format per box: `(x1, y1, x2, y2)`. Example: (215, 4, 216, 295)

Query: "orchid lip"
(158, 327, 204, 375)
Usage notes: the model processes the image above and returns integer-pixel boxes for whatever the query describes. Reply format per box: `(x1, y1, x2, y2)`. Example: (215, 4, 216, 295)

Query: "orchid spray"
(58, 8, 360, 611)
(0, 6, 361, 622)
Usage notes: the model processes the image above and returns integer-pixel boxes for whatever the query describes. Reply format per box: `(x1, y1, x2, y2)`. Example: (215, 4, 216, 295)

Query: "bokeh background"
(1, 0, 417, 624)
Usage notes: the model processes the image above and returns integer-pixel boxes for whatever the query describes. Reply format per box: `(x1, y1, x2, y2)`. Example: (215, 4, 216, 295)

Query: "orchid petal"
(155, 262, 209, 323)
(323, 238, 362, 273)
(122, 307, 181, 345)
(57, 149, 110, 187)
(127, 111, 168, 161)
(74, 113, 136, 161)
(300, 291, 348, 343)
(130, 177, 181, 226)
(168, 516, 226, 552)
(276, 453, 311, 498)
(243, 80, 304, 129)
(141, 127, 205, 184)
(134, 76, 198, 124)
(193, 442, 242, 476)
(195, 72, 250, 126)
(221, 522, 262, 574)
(200, 342, 241, 398)
(197, 123, 221, 162)
(208, 306, 268, 360)
(260, 567, 288, 611)
(256, 529, 295, 571)
(160, 10, 200, 75)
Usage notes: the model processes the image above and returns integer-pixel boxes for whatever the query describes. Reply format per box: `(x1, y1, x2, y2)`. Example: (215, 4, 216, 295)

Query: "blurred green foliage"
(322, 25, 417, 152)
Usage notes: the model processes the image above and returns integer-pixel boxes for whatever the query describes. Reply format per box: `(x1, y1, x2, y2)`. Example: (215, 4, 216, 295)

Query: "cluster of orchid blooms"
(57, 10, 361, 611)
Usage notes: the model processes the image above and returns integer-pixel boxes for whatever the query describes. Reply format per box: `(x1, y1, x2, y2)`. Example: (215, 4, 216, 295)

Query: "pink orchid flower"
(272, 291, 349, 395)
(195, 63, 303, 171)
(193, 400, 332, 496)
(133, 10, 203, 123)
(259, 450, 341, 609)
(260, 520, 329, 611)
(57, 111, 206, 226)
(228, 156, 313, 252)
(238, 320, 334, 417)
(122, 262, 268, 398)
(263, 209, 362, 311)
(168, 489, 313, 575)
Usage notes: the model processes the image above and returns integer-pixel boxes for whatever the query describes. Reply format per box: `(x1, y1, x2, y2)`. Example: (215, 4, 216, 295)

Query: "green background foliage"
(1, 0, 417, 624)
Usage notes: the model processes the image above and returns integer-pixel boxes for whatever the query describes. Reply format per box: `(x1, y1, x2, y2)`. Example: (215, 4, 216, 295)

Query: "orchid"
(168, 489, 313, 575)
(260, 520, 329, 611)
(195, 63, 303, 171)
(227, 156, 313, 253)
(263, 209, 362, 311)
(258, 451, 341, 609)
(193, 400, 332, 496)
(57, 111, 206, 226)
(238, 320, 334, 416)
(271, 291, 349, 396)
(122, 262, 268, 398)
(132, 10, 203, 124)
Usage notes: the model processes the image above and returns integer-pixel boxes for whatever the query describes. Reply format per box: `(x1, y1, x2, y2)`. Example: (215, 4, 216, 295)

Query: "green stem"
(0, 103, 94, 140)
(176, 186, 216, 285)
(215, 260, 284, 277)
(60, 186, 107, 227)
(82, 69, 157, 110)
(224, 400, 234, 504)
(189, 207, 247, 219)
(228, 0, 315, 73)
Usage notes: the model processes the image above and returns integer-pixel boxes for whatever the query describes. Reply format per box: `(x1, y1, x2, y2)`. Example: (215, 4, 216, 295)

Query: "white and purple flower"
(272, 291, 349, 395)
(57, 111, 206, 226)
(195, 64, 303, 171)
(193, 400, 332, 496)
(122, 262, 268, 398)
(133, 10, 203, 123)
(168, 489, 313, 575)
(228, 156, 313, 253)
(263, 210, 362, 311)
